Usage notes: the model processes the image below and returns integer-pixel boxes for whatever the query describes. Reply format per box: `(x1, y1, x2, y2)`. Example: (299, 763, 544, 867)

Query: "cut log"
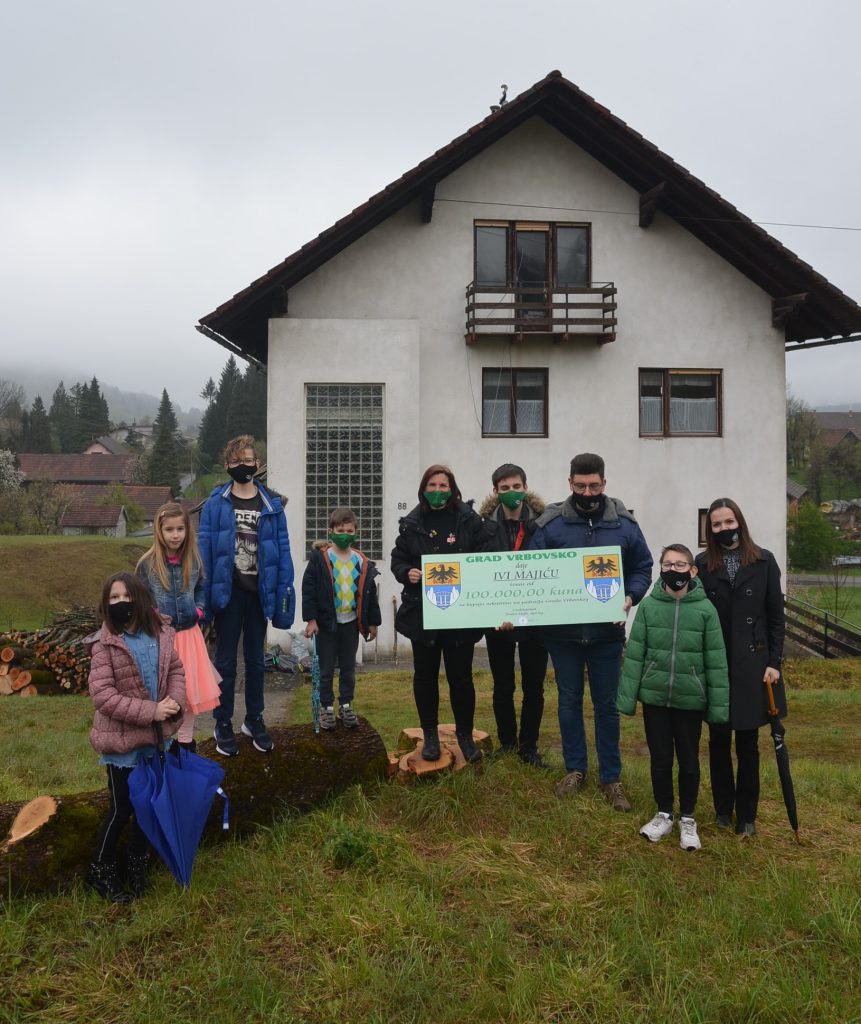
(4, 797, 58, 846)
(0, 663, 8, 676)
(19, 685, 38, 697)
(0, 677, 12, 696)
(10, 671, 31, 692)
(399, 745, 455, 776)
(0, 717, 388, 896)
(1, 646, 16, 662)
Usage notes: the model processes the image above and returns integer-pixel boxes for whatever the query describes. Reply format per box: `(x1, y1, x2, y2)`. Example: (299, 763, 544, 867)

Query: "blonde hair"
(137, 502, 204, 591)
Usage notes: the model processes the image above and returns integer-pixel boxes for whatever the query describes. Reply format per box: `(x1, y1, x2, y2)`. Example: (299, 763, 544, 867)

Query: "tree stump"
(391, 725, 493, 780)
(0, 718, 388, 896)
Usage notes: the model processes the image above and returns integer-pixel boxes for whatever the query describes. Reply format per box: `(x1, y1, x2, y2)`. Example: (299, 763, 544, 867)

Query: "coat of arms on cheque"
(423, 561, 462, 609)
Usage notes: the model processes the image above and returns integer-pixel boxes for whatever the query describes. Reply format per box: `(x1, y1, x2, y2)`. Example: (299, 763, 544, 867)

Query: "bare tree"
(26, 482, 75, 535)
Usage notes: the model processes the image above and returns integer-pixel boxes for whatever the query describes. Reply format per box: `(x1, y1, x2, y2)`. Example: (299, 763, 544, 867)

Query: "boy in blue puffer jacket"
(617, 543, 729, 851)
(199, 435, 295, 757)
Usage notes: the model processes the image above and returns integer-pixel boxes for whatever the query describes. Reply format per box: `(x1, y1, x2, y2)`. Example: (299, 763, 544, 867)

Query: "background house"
(60, 499, 128, 538)
(198, 72, 861, 653)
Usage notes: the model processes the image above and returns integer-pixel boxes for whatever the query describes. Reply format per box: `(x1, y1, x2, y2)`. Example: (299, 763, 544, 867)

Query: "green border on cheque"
(420, 546, 626, 630)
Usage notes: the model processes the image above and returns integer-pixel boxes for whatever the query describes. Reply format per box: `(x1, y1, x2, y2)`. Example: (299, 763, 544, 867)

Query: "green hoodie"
(617, 581, 729, 723)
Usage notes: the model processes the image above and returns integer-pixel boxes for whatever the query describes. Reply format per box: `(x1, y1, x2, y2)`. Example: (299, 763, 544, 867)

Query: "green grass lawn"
(790, 584, 861, 628)
(0, 535, 149, 632)
(2, 660, 860, 1023)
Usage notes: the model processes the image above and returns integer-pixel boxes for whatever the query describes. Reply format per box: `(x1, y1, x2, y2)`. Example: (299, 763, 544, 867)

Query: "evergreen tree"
(28, 396, 54, 452)
(200, 378, 216, 405)
(74, 377, 111, 448)
(146, 389, 181, 494)
(198, 357, 242, 468)
(49, 382, 78, 453)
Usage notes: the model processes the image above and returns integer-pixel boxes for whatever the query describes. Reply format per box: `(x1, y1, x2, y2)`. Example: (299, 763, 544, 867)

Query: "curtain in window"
(669, 375, 717, 433)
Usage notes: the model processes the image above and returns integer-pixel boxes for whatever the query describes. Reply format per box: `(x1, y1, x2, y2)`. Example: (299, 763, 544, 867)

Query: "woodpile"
(0, 607, 99, 697)
(388, 725, 493, 780)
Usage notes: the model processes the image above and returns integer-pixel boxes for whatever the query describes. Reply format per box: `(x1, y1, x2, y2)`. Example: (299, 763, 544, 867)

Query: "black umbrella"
(765, 678, 800, 843)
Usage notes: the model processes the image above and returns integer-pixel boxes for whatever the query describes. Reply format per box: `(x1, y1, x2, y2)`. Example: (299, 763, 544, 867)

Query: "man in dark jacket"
(199, 435, 295, 757)
(529, 453, 653, 811)
(480, 463, 549, 767)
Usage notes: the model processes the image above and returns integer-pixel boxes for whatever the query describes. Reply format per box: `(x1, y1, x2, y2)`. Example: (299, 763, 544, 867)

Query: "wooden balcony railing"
(465, 282, 617, 344)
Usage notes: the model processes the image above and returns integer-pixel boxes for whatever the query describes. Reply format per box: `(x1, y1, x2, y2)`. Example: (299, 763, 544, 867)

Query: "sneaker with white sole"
(338, 703, 359, 728)
(241, 716, 274, 753)
(679, 816, 702, 851)
(639, 811, 674, 843)
(320, 706, 336, 731)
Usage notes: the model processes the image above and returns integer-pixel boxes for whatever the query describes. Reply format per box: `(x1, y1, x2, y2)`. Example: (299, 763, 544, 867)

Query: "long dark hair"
(98, 571, 164, 637)
(417, 464, 462, 510)
(704, 498, 761, 572)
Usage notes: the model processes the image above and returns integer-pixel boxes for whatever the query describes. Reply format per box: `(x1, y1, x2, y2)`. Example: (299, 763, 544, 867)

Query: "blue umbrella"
(130, 725, 229, 888)
(310, 635, 321, 735)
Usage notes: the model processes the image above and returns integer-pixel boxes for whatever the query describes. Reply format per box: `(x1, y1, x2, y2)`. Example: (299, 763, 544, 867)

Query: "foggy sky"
(2, 0, 859, 411)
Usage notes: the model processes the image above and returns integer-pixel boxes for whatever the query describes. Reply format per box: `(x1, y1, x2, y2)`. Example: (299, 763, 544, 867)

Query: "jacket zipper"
(667, 600, 681, 706)
(691, 665, 705, 699)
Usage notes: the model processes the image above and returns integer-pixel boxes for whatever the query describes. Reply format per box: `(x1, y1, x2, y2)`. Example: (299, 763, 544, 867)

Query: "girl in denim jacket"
(137, 502, 221, 749)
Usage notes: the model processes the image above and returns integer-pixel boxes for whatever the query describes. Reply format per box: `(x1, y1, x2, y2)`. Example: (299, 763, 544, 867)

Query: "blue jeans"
(544, 638, 623, 783)
(213, 587, 267, 724)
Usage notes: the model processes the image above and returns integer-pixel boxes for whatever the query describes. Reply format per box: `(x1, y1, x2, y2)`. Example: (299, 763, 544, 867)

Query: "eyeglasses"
(228, 459, 256, 467)
(571, 483, 603, 494)
(660, 561, 692, 571)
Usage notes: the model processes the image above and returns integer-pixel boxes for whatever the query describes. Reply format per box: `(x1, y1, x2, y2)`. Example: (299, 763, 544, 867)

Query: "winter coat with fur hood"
(88, 620, 186, 755)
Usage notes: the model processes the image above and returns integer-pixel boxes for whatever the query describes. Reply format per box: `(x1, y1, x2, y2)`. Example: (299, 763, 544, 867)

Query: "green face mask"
(329, 532, 355, 549)
(498, 489, 526, 510)
(423, 490, 451, 509)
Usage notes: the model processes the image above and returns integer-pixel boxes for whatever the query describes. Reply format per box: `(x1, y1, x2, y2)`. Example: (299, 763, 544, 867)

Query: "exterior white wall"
(268, 117, 787, 653)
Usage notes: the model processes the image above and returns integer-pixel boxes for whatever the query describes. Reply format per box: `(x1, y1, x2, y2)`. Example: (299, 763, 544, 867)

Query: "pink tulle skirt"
(174, 623, 222, 715)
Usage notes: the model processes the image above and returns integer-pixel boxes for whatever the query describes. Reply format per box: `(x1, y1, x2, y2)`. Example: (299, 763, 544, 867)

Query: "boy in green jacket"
(618, 543, 729, 851)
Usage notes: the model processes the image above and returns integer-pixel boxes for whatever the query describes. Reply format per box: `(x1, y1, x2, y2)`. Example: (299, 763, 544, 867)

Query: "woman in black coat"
(695, 498, 786, 837)
(391, 464, 493, 765)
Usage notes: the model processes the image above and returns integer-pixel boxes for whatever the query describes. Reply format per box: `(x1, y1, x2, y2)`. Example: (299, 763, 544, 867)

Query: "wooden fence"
(784, 596, 861, 658)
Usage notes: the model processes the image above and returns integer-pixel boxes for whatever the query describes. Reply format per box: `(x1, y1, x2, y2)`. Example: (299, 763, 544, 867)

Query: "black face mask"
(227, 465, 256, 485)
(573, 493, 605, 518)
(661, 569, 691, 592)
(715, 528, 739, 549)
(108, 601, 134, 626)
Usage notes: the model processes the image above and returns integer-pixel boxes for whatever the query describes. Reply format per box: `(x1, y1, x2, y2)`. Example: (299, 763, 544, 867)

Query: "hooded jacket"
(302, 542, 382, 637)
(88, 620, 186, 754)
(198, 481, 295, 629)
(617, 580, 729, 723)
(478, 491, 545, 552)
(528, 494, 653, 642)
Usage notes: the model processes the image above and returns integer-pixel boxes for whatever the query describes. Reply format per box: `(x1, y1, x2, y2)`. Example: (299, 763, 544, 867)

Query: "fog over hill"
(7, 365, 203, 432)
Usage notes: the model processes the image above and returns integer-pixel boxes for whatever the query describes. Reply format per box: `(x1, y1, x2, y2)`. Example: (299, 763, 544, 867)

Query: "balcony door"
(515, 223, 549, 324)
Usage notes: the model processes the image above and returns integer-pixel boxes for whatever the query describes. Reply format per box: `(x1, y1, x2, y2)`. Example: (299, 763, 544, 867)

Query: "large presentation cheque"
(420, 546, 625, 630)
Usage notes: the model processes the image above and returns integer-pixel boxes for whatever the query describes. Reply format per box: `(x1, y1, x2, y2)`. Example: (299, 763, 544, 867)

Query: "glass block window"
(305, 385, 384, 559)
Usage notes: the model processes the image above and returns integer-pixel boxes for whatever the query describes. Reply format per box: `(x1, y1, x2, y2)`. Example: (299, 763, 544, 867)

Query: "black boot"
(178, 739, 197, 754)
(421, 728, 441, 761)
(85, 860, 133, 904)
(456, 730, 483, 765)
(127, 851, 150, 897)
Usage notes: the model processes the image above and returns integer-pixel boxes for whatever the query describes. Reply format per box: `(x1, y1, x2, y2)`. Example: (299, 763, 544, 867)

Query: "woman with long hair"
(694, 498, 786, 838)
(391, 464, 493, 764)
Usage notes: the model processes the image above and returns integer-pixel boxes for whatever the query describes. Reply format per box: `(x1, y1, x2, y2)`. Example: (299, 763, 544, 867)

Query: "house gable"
(199, 70, 861, 362)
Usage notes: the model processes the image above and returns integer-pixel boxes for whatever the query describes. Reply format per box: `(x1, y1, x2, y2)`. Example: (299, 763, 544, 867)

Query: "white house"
(198, 71, 861, 654)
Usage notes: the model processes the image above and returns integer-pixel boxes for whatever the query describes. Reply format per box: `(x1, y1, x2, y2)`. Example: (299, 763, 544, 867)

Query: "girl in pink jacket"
(86, 572, 186, 903)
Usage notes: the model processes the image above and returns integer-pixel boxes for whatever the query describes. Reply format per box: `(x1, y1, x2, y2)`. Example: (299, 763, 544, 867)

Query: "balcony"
(465, 282, 617, 345)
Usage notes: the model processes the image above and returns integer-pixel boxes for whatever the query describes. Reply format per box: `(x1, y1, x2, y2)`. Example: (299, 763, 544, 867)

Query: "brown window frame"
(639, 368, 723, 438)
(473, 221, 592, 289)
(481, 367, 549, 438)
(698, 508, 709, 548)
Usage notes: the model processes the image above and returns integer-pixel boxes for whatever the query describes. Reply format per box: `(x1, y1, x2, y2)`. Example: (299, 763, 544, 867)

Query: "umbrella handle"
(310, 634, 316, 658)
(764, 677, 779, 717)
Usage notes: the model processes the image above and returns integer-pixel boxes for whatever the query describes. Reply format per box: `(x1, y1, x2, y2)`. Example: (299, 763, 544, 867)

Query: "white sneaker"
(639, 811, 674, 843)
(679, 816, 702, 852)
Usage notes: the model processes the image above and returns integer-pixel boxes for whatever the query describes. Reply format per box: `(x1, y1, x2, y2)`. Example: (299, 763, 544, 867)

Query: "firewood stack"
(0, 608, 98, 697)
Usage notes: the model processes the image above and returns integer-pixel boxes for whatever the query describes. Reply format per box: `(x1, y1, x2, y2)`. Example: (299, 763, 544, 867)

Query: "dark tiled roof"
(61, 500, 127, 529)
(17, 453, 137, 484)
(65, 484, 173, 519)
(198, 70, 861, 362)
(83, 435, 130, 455)
(816, 411, 858, 430)
(786, 478, 808, 501)
(822, 428, 861, 446)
